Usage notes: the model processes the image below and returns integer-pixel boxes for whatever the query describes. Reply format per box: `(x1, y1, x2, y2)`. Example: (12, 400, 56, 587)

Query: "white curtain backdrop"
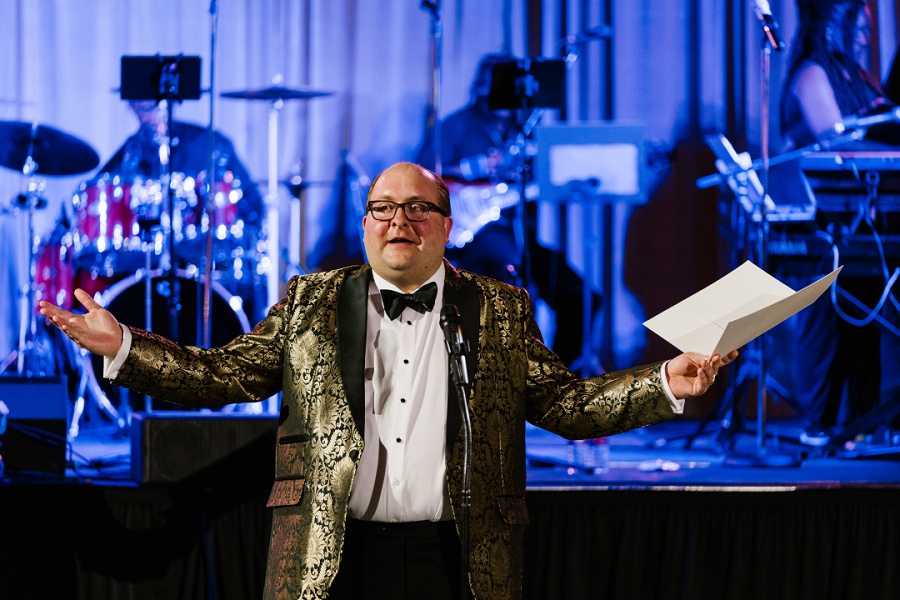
(0, 0, 522, 357)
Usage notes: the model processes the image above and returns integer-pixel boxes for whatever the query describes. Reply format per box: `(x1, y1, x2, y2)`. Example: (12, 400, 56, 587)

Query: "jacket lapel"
(443, 262, 480, 453)
(338, 266, 371, 437)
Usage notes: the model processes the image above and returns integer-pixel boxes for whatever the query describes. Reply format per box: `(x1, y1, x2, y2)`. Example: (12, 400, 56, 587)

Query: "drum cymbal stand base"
(2, 172, 57, 378)
(63, 338, 125, 438)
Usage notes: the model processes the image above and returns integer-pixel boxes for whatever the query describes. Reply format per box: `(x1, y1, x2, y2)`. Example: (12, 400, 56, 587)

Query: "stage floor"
(524, 419, 900, 489)
(21, 416, 900, 489)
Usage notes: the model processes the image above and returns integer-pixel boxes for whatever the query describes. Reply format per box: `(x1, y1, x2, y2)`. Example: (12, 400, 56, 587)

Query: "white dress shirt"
(348, 266, 451, 522)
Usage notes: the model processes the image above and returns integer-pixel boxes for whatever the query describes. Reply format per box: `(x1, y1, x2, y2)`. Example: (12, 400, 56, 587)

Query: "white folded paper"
(643, 261, 841, 356)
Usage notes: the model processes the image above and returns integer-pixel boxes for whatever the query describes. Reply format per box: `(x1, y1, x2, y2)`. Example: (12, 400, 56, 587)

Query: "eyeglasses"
(366, 200, 448, 222)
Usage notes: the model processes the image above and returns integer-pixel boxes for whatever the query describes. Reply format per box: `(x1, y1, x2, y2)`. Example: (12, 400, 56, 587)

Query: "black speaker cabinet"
(130, 411, 277, 484)
(0, 376, 69, 476)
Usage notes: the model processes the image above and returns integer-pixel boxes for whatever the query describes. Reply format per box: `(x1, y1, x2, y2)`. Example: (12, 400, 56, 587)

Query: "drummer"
(86, 100, 266, 321)
(100, 99, 263, 229)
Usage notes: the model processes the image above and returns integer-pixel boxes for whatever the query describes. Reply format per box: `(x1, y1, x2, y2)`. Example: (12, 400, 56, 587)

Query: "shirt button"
(396, 437, 402, 443)
(406, 320, 412, 325)
(400, 398, 406, 403)
(392, 480, 399, 486)
(403, 359, 409, 364)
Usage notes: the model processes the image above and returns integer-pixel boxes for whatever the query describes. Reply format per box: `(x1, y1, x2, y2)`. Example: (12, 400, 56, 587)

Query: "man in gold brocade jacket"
(41, 162, 735, 600)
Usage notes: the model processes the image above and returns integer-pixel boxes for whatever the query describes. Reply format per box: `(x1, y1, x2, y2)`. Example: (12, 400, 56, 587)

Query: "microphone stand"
(440, 305, 471, 599)
(727, 7, 798, 467)
(450, 354, 471, 598)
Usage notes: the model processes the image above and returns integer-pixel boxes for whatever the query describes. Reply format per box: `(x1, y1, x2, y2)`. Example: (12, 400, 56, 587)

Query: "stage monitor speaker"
(130, 411, 277, 484)
(0, 376, 69, 476)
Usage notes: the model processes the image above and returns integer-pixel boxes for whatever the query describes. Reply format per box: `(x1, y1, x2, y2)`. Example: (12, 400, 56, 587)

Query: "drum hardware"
(219, 84, 332, 101)
(0, 121, 99, 378)
(0, 121, 100, 176)
(66, 339, 126, 438)
(220, 80, 334, 311)
(282, 173, 313, 275)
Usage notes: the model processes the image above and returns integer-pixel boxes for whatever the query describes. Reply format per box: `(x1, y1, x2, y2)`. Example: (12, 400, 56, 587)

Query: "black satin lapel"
(338, 267, 371, 438)
(443, 271, 481, 453)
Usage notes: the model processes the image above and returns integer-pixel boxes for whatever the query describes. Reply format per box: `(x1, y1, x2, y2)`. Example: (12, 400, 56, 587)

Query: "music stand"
(691, 132, 802, 466)
(120, 55, 201, 410)
(120, 54, 201, 332)
(534, 122, 648, 375)
(487, 58, 565, 293)
(121, 55, 202, 102)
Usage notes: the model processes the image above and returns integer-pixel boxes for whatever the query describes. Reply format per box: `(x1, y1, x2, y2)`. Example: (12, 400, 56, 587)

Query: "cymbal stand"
(264, 93, 283, 311)
(0, 140, 57, 378)
(421, 0, 443, 175)
(67, 337, 125, 437)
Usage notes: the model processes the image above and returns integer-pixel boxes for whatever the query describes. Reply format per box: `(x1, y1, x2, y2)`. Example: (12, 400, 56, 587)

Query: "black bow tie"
(380, 282, 438, 320)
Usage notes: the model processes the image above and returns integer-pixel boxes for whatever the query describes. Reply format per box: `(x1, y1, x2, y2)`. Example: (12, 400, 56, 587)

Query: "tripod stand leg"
(65, 340, 123, 438)
(0, 350, 17, 374)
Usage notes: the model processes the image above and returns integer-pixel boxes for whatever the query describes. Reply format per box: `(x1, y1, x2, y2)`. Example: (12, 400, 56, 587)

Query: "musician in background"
(416, 54, 587, 367)
(779, 0, 900, 444)
(101, 99, 264, 230)
(93, 100, 267, 320)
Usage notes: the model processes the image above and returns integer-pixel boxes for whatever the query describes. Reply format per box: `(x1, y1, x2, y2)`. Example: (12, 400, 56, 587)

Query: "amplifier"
(130, 411, 277, 484)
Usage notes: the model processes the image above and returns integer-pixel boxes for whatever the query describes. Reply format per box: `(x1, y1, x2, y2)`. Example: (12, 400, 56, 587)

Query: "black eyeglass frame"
(366, 200, 449, 221)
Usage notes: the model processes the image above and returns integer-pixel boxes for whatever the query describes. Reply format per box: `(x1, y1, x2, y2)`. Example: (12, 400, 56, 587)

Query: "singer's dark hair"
(780, 0, 881, 134)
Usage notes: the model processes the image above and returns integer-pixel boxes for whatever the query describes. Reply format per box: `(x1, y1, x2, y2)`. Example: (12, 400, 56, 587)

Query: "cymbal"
(220, 85, 333, 101)
(0, 120, 100, 176)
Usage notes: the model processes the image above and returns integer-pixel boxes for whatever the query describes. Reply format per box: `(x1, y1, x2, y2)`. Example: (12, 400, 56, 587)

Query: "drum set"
(1, 119, 265, 436)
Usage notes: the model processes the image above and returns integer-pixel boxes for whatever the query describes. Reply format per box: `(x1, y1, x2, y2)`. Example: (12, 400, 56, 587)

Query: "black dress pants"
(329, 518, 467, 600)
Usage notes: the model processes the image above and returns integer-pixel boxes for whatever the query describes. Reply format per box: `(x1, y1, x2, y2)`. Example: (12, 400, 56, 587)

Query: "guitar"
(445, 178, 538, 248)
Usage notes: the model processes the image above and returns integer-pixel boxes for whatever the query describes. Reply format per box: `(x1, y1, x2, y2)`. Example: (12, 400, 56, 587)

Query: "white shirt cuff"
(102, 324, 132, 380)
(660, 360, 685, 414)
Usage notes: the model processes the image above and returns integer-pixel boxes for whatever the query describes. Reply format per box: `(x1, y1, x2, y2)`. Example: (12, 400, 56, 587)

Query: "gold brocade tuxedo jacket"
(114, 260, 677, 600)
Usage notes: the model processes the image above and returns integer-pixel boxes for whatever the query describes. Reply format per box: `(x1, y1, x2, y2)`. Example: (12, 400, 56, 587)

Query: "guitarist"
(416, 53, 587, 367)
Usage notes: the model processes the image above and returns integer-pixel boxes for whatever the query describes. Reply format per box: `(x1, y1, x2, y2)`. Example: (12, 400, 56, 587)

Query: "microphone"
(440, 304, 469, 385)
(754, 0, 785, 51)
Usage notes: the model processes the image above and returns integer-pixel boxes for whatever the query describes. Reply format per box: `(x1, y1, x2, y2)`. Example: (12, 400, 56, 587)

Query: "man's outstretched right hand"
(39, 289, 124, 358)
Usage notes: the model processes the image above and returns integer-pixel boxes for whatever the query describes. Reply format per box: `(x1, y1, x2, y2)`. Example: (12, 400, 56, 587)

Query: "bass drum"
(92, 270, 252, 411)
